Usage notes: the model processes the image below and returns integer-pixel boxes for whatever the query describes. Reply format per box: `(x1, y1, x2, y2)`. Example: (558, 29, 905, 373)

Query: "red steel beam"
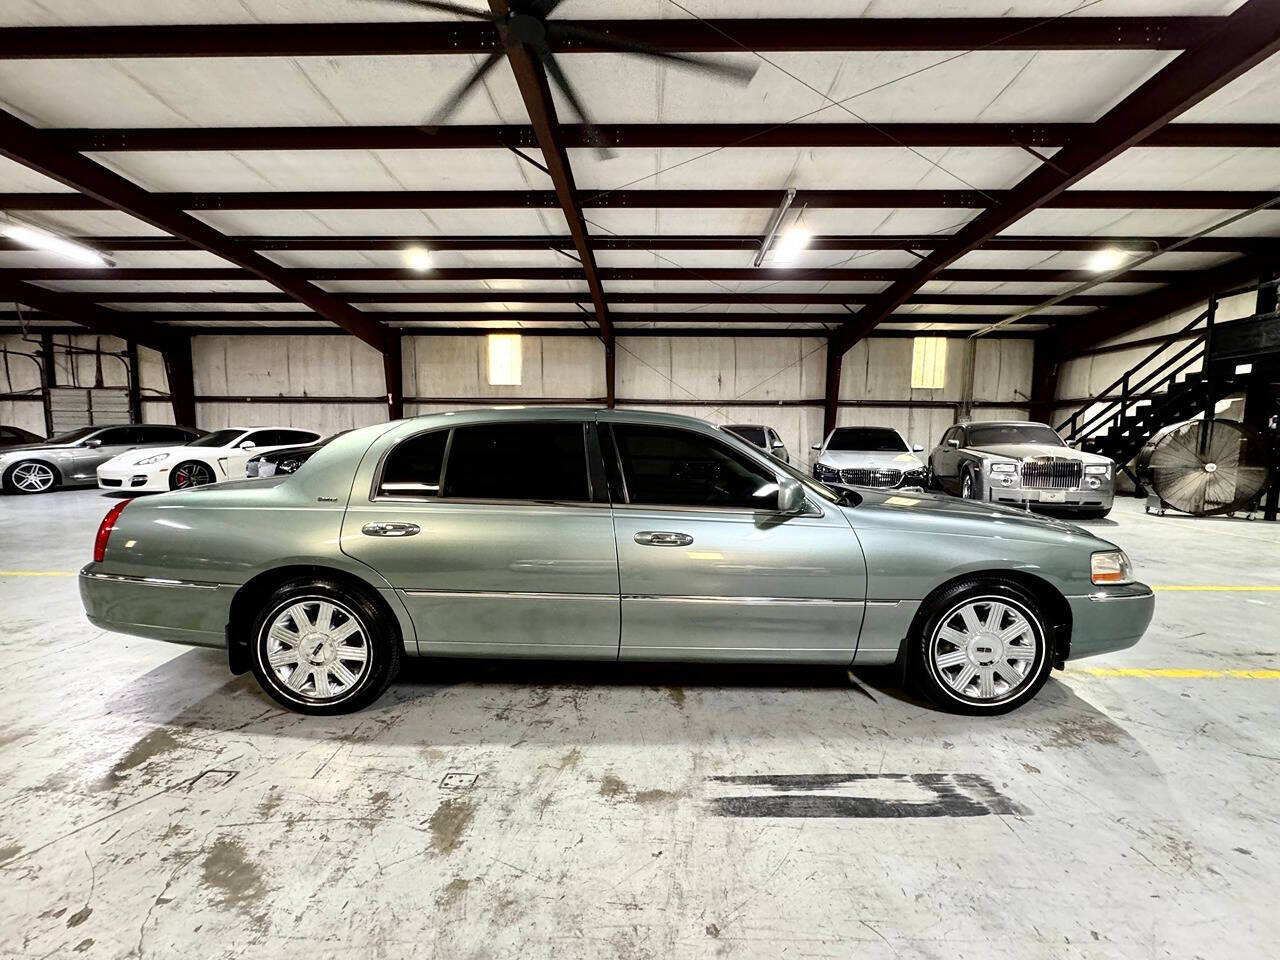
(0, 18, 1226, 59)
(0, 109, 388, 352)
(1, 189, 1271, 211)
(47, 122, 1280, 152)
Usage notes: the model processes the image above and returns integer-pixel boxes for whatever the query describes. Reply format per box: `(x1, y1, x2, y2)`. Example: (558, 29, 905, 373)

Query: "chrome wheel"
(10, 461, 55, 493)
(262, 598, 371, 702)
(961, 471, 974, 499)
(172, 461, 213, 488)
(929, 597, 1039, 702)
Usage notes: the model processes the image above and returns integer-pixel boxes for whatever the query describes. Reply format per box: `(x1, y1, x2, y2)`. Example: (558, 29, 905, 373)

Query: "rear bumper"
(79, 564, 232, 648)
(1064, 582, 1155, 659)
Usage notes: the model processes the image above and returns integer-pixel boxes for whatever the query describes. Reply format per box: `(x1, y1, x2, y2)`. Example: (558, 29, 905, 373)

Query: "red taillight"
(94, 499, 132, 563)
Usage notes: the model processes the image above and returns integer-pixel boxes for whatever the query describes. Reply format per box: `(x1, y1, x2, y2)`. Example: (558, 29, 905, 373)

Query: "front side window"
(612, 424, 779, 510)
(443, 423, 589, 502)
(189, 429, 246, 448)
(378, 429, 448, 498)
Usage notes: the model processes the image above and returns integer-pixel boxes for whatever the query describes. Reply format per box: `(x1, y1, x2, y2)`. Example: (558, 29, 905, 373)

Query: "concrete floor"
(1, 489, 1278, 960)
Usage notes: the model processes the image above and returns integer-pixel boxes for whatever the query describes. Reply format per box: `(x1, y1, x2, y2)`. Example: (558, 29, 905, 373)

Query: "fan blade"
(422, 48, 507, 131)
(548, 24, 758, 84)
(360, 0, 495, 20)
(529, 0, 567, 14)
(541, 53, 614, 160)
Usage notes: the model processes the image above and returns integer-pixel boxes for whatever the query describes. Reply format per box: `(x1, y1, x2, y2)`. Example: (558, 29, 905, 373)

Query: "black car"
(245, 431, 346, 477)
(0, 424, 44, 451)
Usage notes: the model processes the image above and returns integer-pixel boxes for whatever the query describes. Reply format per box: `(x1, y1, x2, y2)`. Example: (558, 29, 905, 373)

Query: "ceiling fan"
(372, 0, 758, 156)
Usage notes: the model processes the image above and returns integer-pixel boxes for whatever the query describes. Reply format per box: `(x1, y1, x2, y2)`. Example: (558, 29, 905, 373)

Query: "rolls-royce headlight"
(1084, 464, 1110, 475)
(135, 452, 169, 465)
(1091, 550, 1133, 585)
(814, 463, 840, 483)
(988, 462, 1017, 474)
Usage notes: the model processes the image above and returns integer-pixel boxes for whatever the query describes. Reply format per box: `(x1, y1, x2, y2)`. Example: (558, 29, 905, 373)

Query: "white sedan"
(96, 426, 321, 492)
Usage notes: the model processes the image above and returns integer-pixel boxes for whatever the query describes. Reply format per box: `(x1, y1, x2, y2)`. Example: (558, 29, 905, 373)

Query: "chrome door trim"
(623, 594, 866, 606)
(81, 571, 220, 590)
(403, 589, 618, 601)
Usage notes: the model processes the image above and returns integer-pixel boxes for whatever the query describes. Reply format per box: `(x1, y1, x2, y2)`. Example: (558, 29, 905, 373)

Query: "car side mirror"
(913, 444, 924, 452)
(771, 439, 785, 449)
(777, 475, 805, 514)
(946, 438, 960, 448)
(809, 443, 822, 451)
(239, 441, 256, 450)
(82, 438, 102, 448)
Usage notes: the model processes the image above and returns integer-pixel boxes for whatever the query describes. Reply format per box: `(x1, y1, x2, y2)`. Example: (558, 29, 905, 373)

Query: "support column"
(1030, 333, 1061, 427)
(125, 340, 142, 423)
(383, 331, 404, 421)
(605, 340, 616, 409)
(822, 340, 842, 437)
(38, 331, 54, 436)
(163, 334, 196, 427)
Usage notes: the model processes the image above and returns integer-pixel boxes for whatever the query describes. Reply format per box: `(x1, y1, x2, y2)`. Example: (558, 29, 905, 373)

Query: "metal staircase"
(1056, 278, 1280, 470)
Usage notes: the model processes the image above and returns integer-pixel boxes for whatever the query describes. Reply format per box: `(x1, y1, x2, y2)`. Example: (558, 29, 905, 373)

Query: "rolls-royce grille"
(840, 467, 902, 488)
(1020, 459, 1081, 489)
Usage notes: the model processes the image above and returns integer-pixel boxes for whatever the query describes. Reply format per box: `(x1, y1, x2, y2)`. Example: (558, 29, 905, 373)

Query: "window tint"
(378, 430, 448, 498)
(612, 424, 778, 510)
(94, 427, 137, 445)
(444, 423, 590, 502)
(278, 429, 319, 445)
(189, 429, 246, 448)
(724, 426, 766, 447)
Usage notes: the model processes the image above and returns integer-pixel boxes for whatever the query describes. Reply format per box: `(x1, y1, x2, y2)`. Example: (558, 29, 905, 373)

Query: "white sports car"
(96, 426, 320, 492)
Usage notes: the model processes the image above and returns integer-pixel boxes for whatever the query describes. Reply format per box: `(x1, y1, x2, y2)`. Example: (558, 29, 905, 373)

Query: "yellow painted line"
(1152, 585, 1280, 592)
(1079, 667, 1280, 679)
(0, 570, 77, 577)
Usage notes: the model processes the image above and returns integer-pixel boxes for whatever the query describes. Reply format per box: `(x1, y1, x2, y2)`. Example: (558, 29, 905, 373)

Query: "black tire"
(910, 579, 1054, 715)
(960, 465, 978, 500)
(169, 460, 215, 490)
(248, 578, 401, 715)
(4, 459, 59, 494)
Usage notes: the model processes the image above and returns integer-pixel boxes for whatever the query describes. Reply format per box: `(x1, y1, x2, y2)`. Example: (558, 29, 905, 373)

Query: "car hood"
(820, 450, 924, 471)
(969, 443, 1112, 465)
(100, 444, 202, 468)
(846, 486, 1094, 537)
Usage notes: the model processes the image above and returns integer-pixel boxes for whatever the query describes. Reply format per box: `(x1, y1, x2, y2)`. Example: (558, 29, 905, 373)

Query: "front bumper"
(984, 476, 1114, 511)
(1065, 582, 1155, 659)
(79, 564, 232, 648)
(96, 464, 169, 492)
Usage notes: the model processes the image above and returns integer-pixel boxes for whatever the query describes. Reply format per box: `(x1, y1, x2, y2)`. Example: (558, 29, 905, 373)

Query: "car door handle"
(634, 531, 693, 547)
(362, 521, 420, 538)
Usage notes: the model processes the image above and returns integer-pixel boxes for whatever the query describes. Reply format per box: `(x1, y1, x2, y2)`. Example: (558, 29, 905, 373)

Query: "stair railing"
(1055, 305, 1211, 445)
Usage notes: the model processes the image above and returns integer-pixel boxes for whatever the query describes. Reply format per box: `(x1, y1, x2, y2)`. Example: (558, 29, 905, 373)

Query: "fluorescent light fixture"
(770, 225, 812, 264)
(403, 246, 432, 272)
(1086, 246, 1130, 274)
(1, 222, 108, 266)
(911, 336, 947, 389)
(487, 333, 522, 386)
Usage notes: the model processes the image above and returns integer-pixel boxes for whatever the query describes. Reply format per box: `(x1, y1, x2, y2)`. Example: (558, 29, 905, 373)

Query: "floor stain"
(1042, 715, 1125, 749)
(254, 788, 283, 821)
(665, 686, 686, 709)
(437, 877, 470, 910)
(73, 939, 94, 953)
(370, 789, 392, 816)
(599, 775, 629, 799)
(101, 728, 186, 786)
(706, 923, 721, 938)
(558, 747, 583, 771)
(633, 789, 678, 805)
(428, 799, 475, 855)
(0, 844, 21, 866)
(66, 907, 91, 927)
(200, 836, 268, 915)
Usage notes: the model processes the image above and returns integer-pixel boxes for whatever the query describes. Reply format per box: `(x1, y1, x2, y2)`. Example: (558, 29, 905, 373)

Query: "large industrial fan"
(1137, 419, 1272, 517)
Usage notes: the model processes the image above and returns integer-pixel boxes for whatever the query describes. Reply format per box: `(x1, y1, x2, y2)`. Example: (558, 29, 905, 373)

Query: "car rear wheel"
(248, 579, 401, 715)
(911, 579, 1054, 715)
(170, 460, 214, 489)
(5, 460, 58, 494)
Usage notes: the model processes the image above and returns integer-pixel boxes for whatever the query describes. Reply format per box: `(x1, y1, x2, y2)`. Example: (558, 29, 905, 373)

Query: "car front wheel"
(248, 579, 402, 715)
(4, 460, 58, 494)
(911, 579, 1054, 715)
(170, 460, 215, 489)
(960, 467, 978, 499)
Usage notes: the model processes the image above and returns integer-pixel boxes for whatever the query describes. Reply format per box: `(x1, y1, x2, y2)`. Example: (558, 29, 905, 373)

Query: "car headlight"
(1084, 464, 1110, 476)
(1091, 550, 1133, 585)
(988, 462, 1017, 474)
(814, 463, 840, 483)
(135, 452, 169, 465)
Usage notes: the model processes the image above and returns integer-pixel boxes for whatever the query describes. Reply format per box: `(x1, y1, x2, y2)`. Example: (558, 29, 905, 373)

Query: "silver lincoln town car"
(80, 409, 1154, 716)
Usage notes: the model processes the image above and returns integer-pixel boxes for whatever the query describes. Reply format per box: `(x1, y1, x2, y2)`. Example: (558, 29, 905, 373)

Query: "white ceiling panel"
(0, 157, 75, 192)
(603, 279, 889, 295)
(191, 207, 567, 236)
(3, 210, 167, 237)
(1074, 148, 1280, 191)
(39, 279, 274, 293)
(261, 248, 575, 269)
(92, 148, 549, 193)
(314, 278, 589, 294)
(1001, 208, 1280, 237)
(360, 302, 581, 313)
(951, 248, 1241, 271)
(0, 248, 232, 269)
(1178, 54, 1280, 123)
(114, 302, 310, 312)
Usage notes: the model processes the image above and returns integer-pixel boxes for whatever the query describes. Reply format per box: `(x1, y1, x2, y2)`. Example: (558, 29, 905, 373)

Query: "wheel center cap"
(969, 633, 1003, 666)
(301, 632, 329, 663)
(1204, 462, 1218, 473)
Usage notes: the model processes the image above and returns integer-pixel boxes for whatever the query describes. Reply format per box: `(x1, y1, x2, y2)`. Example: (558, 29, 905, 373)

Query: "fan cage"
(1146, 418, 1272, 517)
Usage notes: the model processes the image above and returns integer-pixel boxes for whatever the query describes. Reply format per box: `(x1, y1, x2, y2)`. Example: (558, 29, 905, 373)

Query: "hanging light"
(403, 246, 432, 272)
(1, 222, 110, 267)
(770, 224, 812, 264)
(1086, 246, 1130, 273)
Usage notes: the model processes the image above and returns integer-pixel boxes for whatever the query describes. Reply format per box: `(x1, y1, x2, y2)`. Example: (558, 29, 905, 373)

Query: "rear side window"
(727, 426, 766, 447)
(612, 424, 776, 510)
(378, 430, 448, 498)
(443, 423, 590, 502)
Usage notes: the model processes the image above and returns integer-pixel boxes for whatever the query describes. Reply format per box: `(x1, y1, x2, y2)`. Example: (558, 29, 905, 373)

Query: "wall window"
(487, 334, 522, 386)
(911, 337, 947, 389)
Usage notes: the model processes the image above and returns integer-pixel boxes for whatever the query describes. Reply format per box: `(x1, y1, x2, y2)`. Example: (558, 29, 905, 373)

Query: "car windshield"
(827, 427, 907, 452)
(724, 426, 766, 446)
(46, 427, 99, 445)
(187, 429, 246, 448)
(967, 424, 1065, 447)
